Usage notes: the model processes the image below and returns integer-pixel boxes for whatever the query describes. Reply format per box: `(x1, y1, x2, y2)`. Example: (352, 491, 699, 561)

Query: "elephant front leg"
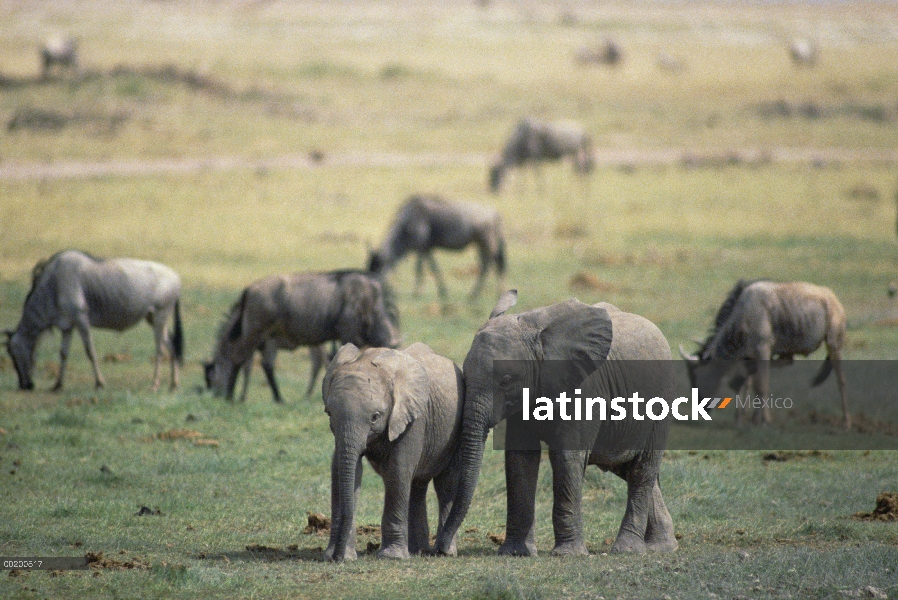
(499, 450, 540, 557)
(549, 449, 589, 557)
(407, 482, 430, 555)
(378, 471, 412, 559)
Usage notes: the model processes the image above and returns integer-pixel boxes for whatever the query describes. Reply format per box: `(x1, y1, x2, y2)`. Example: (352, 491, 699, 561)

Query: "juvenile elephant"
(434, 290, 678, 556)
(322, 342, 464, 561)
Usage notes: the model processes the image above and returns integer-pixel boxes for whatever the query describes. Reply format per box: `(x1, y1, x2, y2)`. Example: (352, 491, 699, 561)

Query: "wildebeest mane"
(699, 278, 771, 356)
(24, 250, 102, 307)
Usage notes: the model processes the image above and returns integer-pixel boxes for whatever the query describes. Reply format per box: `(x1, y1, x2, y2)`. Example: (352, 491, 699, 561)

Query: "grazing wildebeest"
(206, 270, 401, 402)
(41, 36, 78, 79)
(489, 117, 594, 194)
(789, 39, 817, 67)
(367, 194, 506, 300)
(5, 250, 183, 392)
(679, 279, 849, 428)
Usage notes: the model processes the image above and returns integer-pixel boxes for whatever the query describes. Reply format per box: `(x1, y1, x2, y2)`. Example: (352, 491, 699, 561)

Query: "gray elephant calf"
(322, 342, 464, 561)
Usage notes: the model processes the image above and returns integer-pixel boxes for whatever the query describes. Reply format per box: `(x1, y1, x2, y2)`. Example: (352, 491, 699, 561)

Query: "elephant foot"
(610, 532, 646, 555)
(431, 536, 457, 557)
(550, 541, 589, 557)
(498, 539, 537, 557)
(377, 545, 410, 560)
(645, 538, 678, 553)
(324, 546, 357, 562)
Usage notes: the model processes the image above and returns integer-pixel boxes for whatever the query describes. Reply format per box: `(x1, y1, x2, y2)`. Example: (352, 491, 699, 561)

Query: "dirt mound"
(86, 551, 149, 570)
(852, 492, 898, 521)
(303, 512, 330, 534)
(569, 271, 616, 293)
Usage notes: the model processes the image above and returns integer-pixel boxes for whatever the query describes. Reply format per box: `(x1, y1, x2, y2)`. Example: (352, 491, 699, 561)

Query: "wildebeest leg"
(468, 246, 490, 301)
(414, 253, 426, 296)
(259, 341, 282, 403)
(735, 375, 751, 427)
(832, 351, 849, 430)
(149, 309, 176, 392)
(52, 328, 75, 392)
(76, 320, 105, 389)
(238, 354, 253, 402)
(752, 359, 772, 425)
(306, 344, 326, 398)
(425, 252, 448, 299)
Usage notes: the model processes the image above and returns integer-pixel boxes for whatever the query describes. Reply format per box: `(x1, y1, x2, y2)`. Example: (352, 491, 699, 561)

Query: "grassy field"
(1, 0, 897, 598)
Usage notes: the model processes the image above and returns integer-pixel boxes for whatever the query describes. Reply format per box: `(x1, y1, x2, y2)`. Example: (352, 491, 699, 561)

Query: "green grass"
(1, 0, 898, 598)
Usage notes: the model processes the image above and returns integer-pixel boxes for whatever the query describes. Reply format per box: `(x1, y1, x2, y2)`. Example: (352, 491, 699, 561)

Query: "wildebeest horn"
(679, 344, 700, 363)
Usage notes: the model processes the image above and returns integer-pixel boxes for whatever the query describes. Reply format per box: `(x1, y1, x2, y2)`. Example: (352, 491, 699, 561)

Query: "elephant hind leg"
(644, 478, 678, 553)
(609, 453, 662, 555)
(433, 470, 458, 557)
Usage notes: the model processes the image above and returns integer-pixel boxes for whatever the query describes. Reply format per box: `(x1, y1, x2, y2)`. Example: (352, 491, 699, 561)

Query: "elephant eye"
(371, 411, 382, 423)
(499, 374, 513, 389)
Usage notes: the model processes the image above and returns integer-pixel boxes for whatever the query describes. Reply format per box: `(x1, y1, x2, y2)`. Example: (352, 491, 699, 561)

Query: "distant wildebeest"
(5, 250, 183, 392)
(888, 281, 897, 298)
(367, 194, 506, 300)
(41, 36, 78, 79)
(575, 38, 623, 67)
(489, 117, 594, 194)
(206, 270, 401, 402)
(680, 279, 849, 428)
(789, 39, 817, 67)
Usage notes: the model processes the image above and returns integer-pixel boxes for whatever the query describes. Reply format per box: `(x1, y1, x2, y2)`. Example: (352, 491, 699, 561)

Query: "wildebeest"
(368, 194, 506, 300)
(679, 279, 849, 428)
(889, 281, 897, 298)
(789, 39, 817, 67)
(206, 270, 401, 402)
(5, 250, 183, 392)
(489, 117, 594, 194)
(575, 38, 623, 67)
(41, 36, 78, 79)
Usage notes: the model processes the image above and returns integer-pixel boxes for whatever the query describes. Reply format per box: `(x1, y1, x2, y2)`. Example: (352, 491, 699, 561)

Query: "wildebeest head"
(367, 250, 387, 274)
(679, 343, 735, 401)
(340, 274, 401, 350)
(5, 329, 35, 390)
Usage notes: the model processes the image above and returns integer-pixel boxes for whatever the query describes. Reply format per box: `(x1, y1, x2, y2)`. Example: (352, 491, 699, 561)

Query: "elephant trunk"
(435, 391, 491, 552)
(330, 432, 365, 562)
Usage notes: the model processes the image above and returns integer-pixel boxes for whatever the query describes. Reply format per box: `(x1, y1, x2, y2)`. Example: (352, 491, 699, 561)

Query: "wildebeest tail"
(228, 289, 248, 341)
(811, 354, 833, 387)
(172, 300, 184, 365)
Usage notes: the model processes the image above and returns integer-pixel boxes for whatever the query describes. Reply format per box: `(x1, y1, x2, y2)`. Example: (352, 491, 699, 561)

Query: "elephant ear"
(322, 343, 362, 405)
(489, 289, 518, 319)
(371, 349, 429, 442)
(526, 299, 613, 395)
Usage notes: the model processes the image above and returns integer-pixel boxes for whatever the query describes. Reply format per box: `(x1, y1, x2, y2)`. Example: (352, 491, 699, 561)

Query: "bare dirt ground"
(3, 147, 898, 181)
